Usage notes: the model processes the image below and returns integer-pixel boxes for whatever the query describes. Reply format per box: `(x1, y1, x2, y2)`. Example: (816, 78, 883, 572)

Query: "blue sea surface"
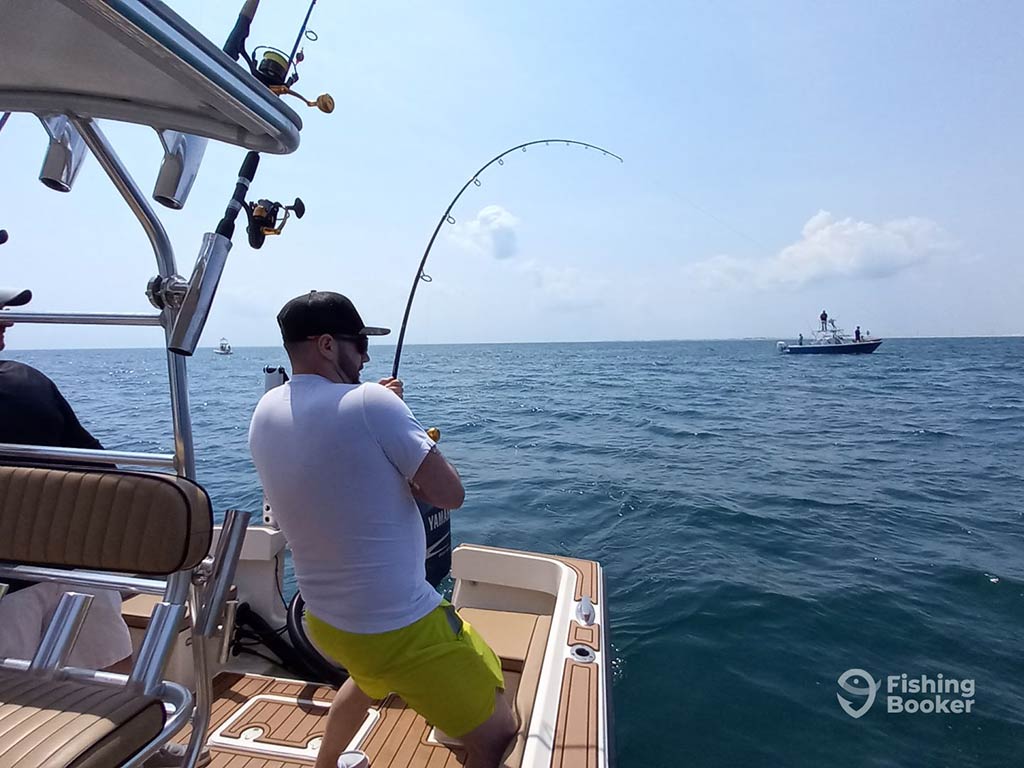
(12, 338, 1024, 767)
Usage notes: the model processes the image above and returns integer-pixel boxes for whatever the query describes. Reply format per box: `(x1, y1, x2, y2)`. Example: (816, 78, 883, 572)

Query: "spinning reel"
(223, 1, 334, 114)
(253, 48, 334, 114)
(246, 196, 305, 249)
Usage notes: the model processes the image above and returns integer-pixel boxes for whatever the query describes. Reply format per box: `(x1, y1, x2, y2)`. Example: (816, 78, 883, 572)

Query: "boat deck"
(172, 671, 481, 767)
(166, 551, 605, 768)
(171, 634, 546, 768)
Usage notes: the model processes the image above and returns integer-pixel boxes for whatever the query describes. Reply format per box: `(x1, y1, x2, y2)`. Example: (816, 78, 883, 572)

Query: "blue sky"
(2, 1, 1022, 349)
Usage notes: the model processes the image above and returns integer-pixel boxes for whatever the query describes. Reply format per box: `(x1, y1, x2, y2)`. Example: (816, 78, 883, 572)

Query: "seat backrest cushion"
(0, 465, 212, 575)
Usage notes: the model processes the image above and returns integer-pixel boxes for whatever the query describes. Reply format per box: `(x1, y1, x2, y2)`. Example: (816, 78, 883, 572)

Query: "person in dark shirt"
(0, 287, 132, 672)
(1, 288, 101, 449)
(0, 362, 103, 449)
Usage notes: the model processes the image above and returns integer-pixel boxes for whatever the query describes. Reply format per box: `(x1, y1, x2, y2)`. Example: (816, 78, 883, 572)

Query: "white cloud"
(447, 204, 520, 260)
(447, 205, 608, 311)
(688, 211, 956, 290)
(518, 261, 609, 311)
(684, 253, 753, 291)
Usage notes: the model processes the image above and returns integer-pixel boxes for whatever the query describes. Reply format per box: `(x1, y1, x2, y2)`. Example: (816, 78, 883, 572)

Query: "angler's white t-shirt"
(249, 375, 439, 633)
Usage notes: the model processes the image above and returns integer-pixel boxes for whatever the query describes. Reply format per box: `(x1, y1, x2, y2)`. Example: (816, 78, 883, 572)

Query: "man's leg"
(458, 690, 518, 768)
(314, 677, 374, 768)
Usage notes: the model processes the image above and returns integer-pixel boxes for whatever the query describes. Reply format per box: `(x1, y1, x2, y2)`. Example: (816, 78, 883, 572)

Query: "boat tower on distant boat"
(777, 317, 882, 354)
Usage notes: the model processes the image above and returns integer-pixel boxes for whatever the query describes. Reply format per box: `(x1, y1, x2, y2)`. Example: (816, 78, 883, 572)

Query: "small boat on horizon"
(777, 319, 882, 354)
(214, 337, 232, 355)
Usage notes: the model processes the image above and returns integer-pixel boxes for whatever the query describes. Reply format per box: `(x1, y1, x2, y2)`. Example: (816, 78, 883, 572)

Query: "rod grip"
(239, 150, 260, 182)
(223, 0, 260, 58)
(240, 0, 260, 20)
(215, 151, 260, 240)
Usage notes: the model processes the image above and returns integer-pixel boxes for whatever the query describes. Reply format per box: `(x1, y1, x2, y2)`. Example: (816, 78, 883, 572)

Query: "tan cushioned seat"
(459, 608, 539, 672)
(121, 593, 189, 632)
(0, 465, 212, 575)
(0, 668, 165, 768)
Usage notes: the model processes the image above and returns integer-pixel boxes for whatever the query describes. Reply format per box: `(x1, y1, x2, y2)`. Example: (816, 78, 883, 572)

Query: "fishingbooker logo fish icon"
(837, 669, 879, 718)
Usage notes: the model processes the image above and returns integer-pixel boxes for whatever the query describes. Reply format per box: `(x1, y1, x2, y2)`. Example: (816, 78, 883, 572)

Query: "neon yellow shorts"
(306, 601, 505, 738)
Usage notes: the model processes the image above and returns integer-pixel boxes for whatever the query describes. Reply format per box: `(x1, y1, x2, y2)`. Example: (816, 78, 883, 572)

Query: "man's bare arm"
(410, 446, 465, 509)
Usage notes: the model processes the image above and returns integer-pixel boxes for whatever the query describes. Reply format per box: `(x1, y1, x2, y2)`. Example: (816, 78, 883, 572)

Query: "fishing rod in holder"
(151, 145, 305, 354)
(147, 151, 253, 354)
(391, 139, 623, 378)
(149, 1, 321, 355)
(223, 0, 334, 113)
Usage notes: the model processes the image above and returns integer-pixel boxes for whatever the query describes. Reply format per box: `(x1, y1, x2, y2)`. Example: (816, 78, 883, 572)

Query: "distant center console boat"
(777, 319, 882, 354)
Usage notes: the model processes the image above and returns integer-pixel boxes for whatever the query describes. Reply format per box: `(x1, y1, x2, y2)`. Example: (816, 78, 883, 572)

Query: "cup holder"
(570, 644, 596, 663)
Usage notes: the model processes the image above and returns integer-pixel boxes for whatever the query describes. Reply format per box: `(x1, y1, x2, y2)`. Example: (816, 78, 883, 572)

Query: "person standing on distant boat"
(820, 309, 828, 331)
(249, 291, 517, 768)
(0, 286, 133, 673)
(855, 326, 861, 342)
(798, 333, 804, 345)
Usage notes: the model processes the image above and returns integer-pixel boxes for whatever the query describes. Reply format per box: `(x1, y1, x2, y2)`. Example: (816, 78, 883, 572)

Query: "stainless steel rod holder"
(29, 591, 94, 672)
(197, 508, 252, 637)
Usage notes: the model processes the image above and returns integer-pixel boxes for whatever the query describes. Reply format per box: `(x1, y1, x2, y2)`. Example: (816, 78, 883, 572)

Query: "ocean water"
(11, 338, 1024, 767)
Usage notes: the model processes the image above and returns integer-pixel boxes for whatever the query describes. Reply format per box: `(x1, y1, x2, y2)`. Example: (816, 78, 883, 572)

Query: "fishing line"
(391, 139, 623, 377)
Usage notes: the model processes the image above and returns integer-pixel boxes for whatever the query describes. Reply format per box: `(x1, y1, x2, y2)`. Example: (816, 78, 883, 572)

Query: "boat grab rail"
(0, 442, 176, 469)
(0, 311, 163, 326)
(73, 117, 176, 278)
(0, 565, 168, 596)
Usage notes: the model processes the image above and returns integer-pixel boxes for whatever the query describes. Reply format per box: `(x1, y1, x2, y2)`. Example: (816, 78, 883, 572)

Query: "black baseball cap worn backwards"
(277, 291, 390, 343)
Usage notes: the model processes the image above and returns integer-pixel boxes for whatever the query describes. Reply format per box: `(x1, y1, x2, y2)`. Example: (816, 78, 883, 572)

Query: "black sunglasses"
(332, 334, 369, 354)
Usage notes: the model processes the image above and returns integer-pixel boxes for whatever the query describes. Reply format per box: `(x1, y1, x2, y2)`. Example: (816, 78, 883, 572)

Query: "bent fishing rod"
(391, 139, 623, 378)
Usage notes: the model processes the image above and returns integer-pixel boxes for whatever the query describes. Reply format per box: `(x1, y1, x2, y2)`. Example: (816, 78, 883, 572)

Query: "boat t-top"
(0, 2, 611, 767)
(777, 317, 883, 354)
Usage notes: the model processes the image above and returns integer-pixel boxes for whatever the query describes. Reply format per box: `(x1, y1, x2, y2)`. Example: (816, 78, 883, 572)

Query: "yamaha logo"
(425, 508, 450, 531)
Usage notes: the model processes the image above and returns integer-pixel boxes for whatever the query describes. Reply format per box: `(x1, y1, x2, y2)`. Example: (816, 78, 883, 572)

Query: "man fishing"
(249, 291, 517, 768)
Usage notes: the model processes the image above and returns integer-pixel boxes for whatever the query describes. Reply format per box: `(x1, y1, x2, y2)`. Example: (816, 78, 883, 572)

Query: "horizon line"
(6, 333, 1023, 353)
